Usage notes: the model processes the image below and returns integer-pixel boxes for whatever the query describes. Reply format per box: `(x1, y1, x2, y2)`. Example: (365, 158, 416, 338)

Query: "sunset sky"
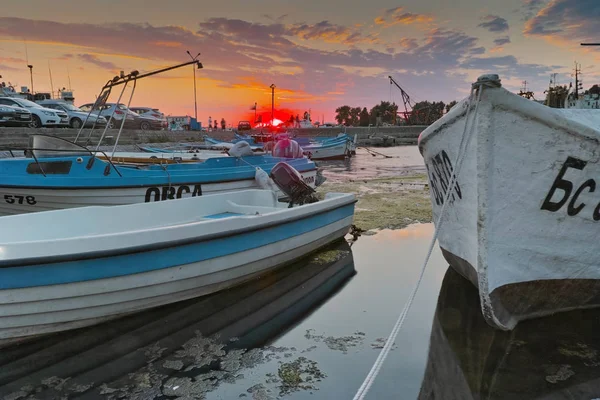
(1, 0, 600, 125)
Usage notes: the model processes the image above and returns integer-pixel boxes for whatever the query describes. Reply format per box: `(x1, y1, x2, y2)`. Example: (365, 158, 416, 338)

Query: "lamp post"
(270, 84, 275, 126)
(186, 51, 202, 125)
(27, 64, 33, 95)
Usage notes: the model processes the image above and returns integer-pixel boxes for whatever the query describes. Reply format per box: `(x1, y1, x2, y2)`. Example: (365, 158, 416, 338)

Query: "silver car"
(37, 100, 107, 129)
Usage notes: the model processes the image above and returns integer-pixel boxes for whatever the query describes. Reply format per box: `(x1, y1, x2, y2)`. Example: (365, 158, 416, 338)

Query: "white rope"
(352, 79, 493, 400)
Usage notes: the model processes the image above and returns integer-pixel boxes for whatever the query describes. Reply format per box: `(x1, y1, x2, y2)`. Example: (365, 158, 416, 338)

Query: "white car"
(0, 97, 69, 128)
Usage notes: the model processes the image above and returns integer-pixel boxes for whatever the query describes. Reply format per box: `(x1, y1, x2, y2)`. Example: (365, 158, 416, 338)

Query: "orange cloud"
(375, 7, 434, 28)
(287, 21, 379, 44)
(152, 41, 183, 48)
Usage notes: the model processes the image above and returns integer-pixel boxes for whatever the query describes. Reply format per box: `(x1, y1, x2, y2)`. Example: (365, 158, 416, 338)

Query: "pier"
(0, 125, 426, 148)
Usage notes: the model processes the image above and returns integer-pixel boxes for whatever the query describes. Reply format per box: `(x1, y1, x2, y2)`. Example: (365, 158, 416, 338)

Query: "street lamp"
(27, 64, 33, 95)
(270, 84, 276, 126)
(186, 51, 202, 124)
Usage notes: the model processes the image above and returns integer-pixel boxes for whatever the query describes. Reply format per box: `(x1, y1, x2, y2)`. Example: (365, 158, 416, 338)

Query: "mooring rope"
(352, 76, 499, 400)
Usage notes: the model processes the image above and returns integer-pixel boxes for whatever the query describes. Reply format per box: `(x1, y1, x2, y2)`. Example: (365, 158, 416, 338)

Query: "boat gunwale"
(418, 85, 600, 152)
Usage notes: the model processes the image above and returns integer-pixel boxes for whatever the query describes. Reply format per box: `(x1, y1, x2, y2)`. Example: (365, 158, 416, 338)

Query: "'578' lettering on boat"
(541, 156, 600, 220)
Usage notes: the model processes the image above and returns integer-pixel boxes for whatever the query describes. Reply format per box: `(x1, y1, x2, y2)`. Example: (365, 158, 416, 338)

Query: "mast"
(574, 61, 581, 98)
(48, 61, 55, 99)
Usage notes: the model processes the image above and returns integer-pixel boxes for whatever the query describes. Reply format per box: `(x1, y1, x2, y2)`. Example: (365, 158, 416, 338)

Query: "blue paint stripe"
(0, 204, 355, 289)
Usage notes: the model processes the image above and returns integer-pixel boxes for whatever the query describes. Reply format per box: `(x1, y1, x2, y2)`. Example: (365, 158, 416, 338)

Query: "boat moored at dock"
(419, 73, 600, 331)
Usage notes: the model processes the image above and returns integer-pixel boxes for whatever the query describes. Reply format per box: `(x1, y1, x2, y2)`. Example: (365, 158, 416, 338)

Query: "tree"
(445, 100, 458, 113)
(335, 105, 351, 125)
(359, 107, 370, 126)
(589, 84, 600, 95)
(369, 101, 398, 126)
(410, 101, 445, 125)
(349, 107, 361, 126)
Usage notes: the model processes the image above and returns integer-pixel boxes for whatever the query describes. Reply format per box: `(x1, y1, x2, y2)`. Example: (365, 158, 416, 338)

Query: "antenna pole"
(48, 61, 55, 99)
(27, 64, 34, 95)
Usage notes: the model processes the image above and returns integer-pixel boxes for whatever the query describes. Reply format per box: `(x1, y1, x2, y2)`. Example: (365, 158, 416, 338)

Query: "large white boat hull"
(419, 75, 600, 330)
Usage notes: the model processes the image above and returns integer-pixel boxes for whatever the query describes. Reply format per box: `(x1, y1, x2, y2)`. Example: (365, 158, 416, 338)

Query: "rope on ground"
(359, 146, 393, 158)
(352, 76, 498, 400)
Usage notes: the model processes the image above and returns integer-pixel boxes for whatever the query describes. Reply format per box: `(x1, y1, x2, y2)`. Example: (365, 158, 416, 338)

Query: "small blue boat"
(0, 135, 318, 215)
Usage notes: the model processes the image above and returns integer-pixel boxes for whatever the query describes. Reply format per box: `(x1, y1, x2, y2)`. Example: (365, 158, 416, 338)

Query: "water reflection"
(419, 267, 600, 400)
(316, 147, 425, 182)
(0, 240, 355, 400)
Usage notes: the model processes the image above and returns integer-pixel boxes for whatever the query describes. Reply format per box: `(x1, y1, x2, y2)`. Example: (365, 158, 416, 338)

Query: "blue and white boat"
(0, 135, 317, 215)
(0, 188, 356, 346)
(302, 135, 355, 160)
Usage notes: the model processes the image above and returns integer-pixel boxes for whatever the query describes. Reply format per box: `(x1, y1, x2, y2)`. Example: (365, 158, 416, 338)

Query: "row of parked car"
(0, 96, 167, 130)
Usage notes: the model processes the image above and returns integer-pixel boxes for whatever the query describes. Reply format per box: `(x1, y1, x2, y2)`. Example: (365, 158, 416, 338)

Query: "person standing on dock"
(221, 118, 226, 130)
(208, 116, 212, 131)
(214, 120, 218, 130)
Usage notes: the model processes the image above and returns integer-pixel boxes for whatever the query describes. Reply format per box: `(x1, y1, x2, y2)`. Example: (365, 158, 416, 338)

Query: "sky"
(1, 0, 600, 125)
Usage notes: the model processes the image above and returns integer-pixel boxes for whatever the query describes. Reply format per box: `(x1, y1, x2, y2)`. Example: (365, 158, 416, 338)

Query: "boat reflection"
(0, 239, 355, 399)
(419, 267, 600, 400)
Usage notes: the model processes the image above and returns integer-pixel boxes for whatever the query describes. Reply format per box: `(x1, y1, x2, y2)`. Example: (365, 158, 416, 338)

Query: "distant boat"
(419, 73, 600, 330)
(0, 188, 356, 346)
(0, 135, 317, 215)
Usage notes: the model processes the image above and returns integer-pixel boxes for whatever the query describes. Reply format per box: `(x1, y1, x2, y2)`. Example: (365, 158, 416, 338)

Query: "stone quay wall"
(0, 125, 427, 148)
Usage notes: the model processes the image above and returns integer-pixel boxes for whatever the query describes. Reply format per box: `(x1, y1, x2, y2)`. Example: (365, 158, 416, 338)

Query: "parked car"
(79, 102, 162, 130)
(237, 121, 252, 131)
(0, 97, 69, 128)
(130, 107, 168, 129)
(0, 104, 32, 127)
(37, 100, 107, 129)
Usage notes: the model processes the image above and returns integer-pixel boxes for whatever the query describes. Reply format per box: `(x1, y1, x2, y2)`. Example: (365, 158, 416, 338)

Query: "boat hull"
(303, 140, 351, 160)
(419, 78, 600, 330)
(0, 192, 355, 345)
(0, 170, 317, 215)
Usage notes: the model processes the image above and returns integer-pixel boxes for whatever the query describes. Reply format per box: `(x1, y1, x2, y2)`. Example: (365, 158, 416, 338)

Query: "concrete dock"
(0, 125, 426, 148)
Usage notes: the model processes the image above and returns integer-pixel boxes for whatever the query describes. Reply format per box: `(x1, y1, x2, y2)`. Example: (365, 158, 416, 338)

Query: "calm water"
(317, 146, 426, 182)
(3, 146, 594, 399)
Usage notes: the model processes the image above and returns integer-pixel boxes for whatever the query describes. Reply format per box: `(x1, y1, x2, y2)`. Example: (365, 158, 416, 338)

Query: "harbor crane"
(388, 75, 430, 125)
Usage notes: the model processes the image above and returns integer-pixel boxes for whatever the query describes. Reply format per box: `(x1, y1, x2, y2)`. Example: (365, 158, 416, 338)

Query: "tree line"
(335, 100, 459, 126)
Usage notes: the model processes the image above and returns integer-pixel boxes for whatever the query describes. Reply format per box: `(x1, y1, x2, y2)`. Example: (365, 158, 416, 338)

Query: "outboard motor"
(269, 162, 319, 207)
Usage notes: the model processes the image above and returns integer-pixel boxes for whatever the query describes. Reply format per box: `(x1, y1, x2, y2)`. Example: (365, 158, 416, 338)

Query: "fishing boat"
(418, 73, 600, 331)
(0, 183, 356, 346)
(203, 136, 264, 152)
(0, 134, 318, 215)
(97, 149, 231, 164)
(419, 267, 600, 400)
(0, 240, 355, 395)
(302, 135, 354, 160)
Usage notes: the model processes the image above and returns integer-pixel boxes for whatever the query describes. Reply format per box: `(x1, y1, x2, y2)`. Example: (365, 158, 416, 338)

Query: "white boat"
(0, 188, 356, 346)
(419, 73, 600, 331)
(303, 137, 353, 160)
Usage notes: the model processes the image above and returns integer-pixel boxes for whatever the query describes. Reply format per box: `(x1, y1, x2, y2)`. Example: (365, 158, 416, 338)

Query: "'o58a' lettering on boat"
(541, 156, 600, 220)
(145, 184, 202, 202)
(4, 195, 36, 205)
(425, 150, 462, 205)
